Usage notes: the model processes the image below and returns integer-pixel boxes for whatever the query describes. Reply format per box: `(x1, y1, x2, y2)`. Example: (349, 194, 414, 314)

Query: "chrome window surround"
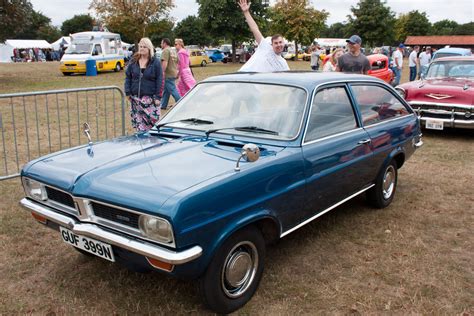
(301, 79, 414, 146)
(22, 177, 176, 248)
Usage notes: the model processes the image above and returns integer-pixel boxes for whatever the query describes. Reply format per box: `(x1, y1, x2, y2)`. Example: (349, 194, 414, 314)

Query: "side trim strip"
(280, 184, 375, 238)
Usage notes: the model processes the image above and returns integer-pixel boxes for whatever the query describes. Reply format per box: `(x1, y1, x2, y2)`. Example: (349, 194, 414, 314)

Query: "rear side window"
(351, 85, 410, 126)
(305, 86, 358, 142)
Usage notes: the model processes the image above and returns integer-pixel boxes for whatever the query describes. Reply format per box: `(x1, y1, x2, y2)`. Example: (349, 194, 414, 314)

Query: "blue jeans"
(161, 77, 181, 109)
(409, 66, 417, 81)
(392, 67, 401, 86)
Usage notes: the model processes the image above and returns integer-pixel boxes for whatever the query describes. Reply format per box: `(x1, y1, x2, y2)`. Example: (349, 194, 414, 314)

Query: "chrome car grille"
(91, 202, 140, 229)
(45, 186, 75, 209)
(411, 103, 473, 120)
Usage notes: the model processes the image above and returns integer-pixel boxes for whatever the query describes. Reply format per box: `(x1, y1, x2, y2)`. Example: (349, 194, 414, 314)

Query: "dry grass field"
(0, 60, 473, 315)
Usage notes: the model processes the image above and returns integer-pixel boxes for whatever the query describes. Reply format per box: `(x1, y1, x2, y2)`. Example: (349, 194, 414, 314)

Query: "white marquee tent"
(51, 36, 71, 50)
(313, 38, 348, 48)
(0, 39, 52, 63)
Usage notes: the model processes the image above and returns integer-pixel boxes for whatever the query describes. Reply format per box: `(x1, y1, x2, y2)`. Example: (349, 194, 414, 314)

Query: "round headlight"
(395, 88, 406, 99)
(139, 215, 174, 244)
(23, 178, 47, 201)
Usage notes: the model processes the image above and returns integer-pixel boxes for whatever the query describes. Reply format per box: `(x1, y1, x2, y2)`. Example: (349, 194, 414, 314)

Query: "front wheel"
(114, 62, 122, 72)
(198, 226, 265, 314)
(367, 160, 398, 208)
(200, 60, 207, 67)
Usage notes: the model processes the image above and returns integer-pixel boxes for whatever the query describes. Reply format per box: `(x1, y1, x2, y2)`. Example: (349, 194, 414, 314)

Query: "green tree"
(269, 0, 328, 54)
(454, 22, 474, 35)
(174, 15, 212, 47)
(431, 20, 459, 35)
(148, 19, 175, 47)
(90, 0, 174, 44)
(197, 0, 267, 62)
(320, 22, 349, 38)
(347, 0, 396, 47)
(12, 9, 60, 42)
(61, 14, 95, 36)
(395, 10, 431, 42)
(0, 0, 33, 42)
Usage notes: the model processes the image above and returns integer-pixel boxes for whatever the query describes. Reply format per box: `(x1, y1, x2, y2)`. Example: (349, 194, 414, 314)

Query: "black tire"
(200, 60, 207, 67)
(198, 226, 265, 314)
(114, 62, 122, 72)
(367, 160, 398, 208)
(62, 72, 72, 76)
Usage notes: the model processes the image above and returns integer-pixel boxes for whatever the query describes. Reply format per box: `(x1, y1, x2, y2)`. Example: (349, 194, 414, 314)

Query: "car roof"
(434, 47, 472, 54)
(433, 56, 474, 62)
(202, 71, 381, 90)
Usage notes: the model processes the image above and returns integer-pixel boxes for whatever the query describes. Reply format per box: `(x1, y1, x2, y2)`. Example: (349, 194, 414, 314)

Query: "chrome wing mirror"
(235, 143, 260, 171)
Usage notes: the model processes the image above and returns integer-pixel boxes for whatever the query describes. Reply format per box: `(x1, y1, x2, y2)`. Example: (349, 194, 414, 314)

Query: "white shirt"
(419, 52, 431, 66)
(322, 61, 336, 72)
(392, 50, 403, 69)
(239, 38, 289, 72)
(409, 50, 418, 67)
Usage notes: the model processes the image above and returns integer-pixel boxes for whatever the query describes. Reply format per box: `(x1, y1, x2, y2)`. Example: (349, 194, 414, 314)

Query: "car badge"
(425, 93, 453, 100)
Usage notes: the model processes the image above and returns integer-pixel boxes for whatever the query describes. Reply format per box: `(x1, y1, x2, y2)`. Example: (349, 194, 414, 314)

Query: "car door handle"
(357, 139, 371, 145)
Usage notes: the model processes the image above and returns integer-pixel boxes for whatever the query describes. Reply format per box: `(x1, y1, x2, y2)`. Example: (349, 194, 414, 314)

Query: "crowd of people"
(11, 47, 64, 62)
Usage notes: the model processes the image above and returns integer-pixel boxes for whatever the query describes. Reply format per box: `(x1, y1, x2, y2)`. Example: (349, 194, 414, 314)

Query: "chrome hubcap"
(222, 241, 258, 298)
(382, 165, 395, 200)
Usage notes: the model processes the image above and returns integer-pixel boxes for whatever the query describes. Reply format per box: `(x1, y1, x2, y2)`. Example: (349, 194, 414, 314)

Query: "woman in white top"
(323, 48, 344, 72)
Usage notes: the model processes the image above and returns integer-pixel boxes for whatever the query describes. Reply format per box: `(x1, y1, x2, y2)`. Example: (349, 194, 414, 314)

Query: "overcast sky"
(30, 0, 473, 28)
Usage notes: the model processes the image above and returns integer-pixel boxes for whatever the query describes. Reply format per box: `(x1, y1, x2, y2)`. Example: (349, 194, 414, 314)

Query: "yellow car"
(189, 49, 210, 67)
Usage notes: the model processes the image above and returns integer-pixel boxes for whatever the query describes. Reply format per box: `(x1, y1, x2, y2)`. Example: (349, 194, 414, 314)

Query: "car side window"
(351, 85, 410, 126)
(93, 44, 102, 55)
(305, 86, 358, 142)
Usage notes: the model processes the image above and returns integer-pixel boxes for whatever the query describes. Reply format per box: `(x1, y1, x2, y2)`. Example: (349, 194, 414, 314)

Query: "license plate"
(425, 119, 444, 130)
(60, 227, 115, 262)
(66, 67, 75, 70)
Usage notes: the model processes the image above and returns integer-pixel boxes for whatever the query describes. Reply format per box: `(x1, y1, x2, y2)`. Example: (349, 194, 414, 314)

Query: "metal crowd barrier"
(0, 86, 127, 180)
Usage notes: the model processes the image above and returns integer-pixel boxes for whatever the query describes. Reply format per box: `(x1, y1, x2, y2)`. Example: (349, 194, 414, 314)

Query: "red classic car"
(396, 56, 474, 130)
(367, 54, 393, 84)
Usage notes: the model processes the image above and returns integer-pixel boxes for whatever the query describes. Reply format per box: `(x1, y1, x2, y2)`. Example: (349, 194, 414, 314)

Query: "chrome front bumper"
(418, 116, 474, 129)
(20, 198, 202, 265)
(410, 102, 474, 129)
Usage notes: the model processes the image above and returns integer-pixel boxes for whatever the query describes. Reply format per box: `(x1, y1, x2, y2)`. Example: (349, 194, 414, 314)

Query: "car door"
(302, 84, 375, 216)
(349, 83, 416, 180)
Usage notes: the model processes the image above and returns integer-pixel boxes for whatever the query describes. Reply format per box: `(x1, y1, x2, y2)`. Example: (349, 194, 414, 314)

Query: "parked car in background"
(218, 44, 233, 57)
(367, 54, 394, 84)
(432, 47, 472, 60)
(189, 49, 210, 67)
(396, 56, 474, 130)
(205, 49, 227, 63)
(20, 72, 422, 314)
(283, 49, 305, 61)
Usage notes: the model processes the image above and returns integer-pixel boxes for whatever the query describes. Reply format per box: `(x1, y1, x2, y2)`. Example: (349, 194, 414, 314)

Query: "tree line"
(1, 0, 472, 48)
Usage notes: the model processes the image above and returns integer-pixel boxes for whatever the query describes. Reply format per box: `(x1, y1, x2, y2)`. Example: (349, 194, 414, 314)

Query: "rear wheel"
(199, 226, 265, 314)
(200, 60, 207, 67)
(367, 160, 398, 208)
(114, 62, 122, 72)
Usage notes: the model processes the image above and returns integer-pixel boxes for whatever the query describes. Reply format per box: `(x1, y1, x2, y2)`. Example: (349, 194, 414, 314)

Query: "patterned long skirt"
(129, 95, 161, 132)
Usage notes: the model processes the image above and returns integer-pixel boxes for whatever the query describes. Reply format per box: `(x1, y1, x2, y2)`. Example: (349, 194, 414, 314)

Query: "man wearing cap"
(392, 44, 405, 86)
(336, 35, 370, 74)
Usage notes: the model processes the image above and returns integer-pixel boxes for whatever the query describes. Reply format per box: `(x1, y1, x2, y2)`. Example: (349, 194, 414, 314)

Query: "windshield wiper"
(155, 118, 214, 131)
(205, 126, 279, 137)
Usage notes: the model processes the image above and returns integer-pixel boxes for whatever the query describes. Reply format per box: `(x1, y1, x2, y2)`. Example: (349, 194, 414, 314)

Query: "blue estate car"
(20, 72, 423, 313)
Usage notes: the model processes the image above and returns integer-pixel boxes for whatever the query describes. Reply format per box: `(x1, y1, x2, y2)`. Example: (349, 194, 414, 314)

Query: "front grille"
(45, 187, 75, 208)
(65, 63, 76, 66)
(91, 202, 140, 229)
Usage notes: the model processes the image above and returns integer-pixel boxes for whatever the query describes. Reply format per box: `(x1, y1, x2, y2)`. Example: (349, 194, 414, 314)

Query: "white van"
(60, 31, 125, 76)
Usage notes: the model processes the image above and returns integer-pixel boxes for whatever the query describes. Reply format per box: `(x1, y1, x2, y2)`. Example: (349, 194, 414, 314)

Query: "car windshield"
(157, 82, 307, 140)
(426, 60, 474, 79)
(65, 43, 92, 54)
